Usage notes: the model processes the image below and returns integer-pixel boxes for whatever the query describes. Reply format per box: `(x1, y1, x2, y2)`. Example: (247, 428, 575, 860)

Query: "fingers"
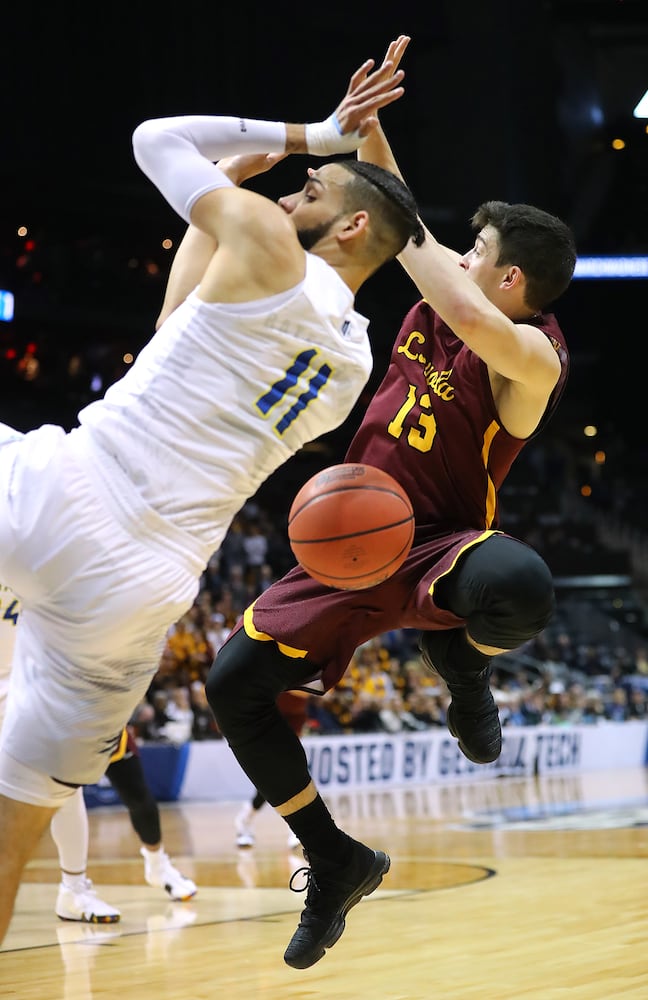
(351, 57, 398, 94)
(388, 34, 411, 66)
(334, 37, 410, 136)
(355, 86, 405, 124)
(346, 58, 376, 93)
(344, 69, 405, 115)
(344, 66, 404, 113)
(346, 35, 410, 103)
(219, 152, 287, 184)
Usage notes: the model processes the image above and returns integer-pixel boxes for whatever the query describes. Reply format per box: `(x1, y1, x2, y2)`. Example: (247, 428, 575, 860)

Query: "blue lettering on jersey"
(256, 349, 317, 415)
(1, 598, 19, 626)
(255, 349, 333, 436)
(275, 364, 332, 434)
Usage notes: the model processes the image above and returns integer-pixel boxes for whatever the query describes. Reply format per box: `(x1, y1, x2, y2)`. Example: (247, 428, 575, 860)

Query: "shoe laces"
(289, 865, 315, 897)
(289, 865, 330, 923)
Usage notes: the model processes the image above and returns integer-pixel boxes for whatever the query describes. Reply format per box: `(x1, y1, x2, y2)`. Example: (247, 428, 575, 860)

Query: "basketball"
(287, 463, 415, 590)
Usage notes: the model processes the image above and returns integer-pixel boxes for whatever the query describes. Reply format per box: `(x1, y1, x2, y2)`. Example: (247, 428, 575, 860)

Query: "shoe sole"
(284, 851, 391, 969)
(56, 913, 121, 923)
(164, 888, 197, 902)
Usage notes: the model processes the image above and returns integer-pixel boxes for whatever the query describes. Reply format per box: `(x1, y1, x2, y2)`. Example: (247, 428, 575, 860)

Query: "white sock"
(61, 871, 87, 891)
(142, 844, 164, 863)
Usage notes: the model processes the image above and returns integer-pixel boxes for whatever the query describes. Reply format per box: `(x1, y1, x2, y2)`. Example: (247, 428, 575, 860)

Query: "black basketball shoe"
(419, 629, 502, 764)
(283, 838, 390, 969)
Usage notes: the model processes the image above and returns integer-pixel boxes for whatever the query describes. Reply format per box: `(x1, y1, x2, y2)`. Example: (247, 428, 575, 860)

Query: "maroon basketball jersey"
(236, 299, 570, 689)
(345, 299, 569, 530)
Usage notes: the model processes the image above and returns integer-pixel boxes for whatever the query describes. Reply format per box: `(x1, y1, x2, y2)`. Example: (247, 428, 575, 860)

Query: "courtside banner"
(175, 721, 648, 802)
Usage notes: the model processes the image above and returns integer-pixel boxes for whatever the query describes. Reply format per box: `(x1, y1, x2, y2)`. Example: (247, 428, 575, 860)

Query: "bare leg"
(0, 793, 56, 944)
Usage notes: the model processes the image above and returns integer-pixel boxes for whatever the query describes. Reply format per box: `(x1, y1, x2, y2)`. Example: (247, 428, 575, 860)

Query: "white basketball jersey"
(77, 253, 372, 561)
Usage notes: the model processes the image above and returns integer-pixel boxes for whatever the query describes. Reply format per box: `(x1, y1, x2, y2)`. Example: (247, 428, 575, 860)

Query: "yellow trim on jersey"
(481, 420, 499, 528)
(109, 728, 128, 764)
(243, 603, 309, 660)
(428, 529, 500, 599)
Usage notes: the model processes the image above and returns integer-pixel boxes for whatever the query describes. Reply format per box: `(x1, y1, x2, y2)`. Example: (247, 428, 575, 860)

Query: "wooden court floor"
(2, 766, 647, 999)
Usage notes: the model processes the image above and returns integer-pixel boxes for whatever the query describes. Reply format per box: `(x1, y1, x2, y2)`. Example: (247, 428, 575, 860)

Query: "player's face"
(278, 165, 349, 251)
(459, 226, 509, 300)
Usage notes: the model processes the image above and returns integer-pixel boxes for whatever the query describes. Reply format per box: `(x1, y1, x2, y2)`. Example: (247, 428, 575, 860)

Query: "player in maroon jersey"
(205, 34, 576, 972)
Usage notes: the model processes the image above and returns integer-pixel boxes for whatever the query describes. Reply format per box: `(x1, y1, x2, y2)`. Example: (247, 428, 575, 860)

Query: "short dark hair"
(338, 160, 425, 269)
(471, 200, 576, 311)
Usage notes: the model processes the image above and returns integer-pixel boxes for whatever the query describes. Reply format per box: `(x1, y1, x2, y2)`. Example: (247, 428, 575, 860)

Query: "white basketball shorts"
(0, 423, 202, 794)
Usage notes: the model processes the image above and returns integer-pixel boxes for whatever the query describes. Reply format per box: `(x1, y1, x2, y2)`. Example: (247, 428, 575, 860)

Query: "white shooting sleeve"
(132, 115, 287, 222)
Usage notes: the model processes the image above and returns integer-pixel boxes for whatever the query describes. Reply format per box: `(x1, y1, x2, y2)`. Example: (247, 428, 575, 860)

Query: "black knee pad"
(204, 632, 269, 736)
(205, 629, 315, 806)
(439, 535, 555, 649)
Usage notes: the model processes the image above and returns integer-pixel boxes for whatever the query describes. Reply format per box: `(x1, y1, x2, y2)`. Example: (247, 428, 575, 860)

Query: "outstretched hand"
(217, 152, 288, 186)
(332, 34, 411, 138)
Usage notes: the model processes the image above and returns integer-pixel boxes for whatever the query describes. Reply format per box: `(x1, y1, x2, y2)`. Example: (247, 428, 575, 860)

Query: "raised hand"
(332, 38, 410, 138)
(302, 36, 410, 157)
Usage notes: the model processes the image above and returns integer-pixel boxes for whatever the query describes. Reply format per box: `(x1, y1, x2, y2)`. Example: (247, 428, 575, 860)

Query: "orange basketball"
(287, 463, 414, 590)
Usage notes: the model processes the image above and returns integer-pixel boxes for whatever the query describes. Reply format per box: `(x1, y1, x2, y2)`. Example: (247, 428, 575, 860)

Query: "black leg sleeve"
(105, 752, 162, 846)
(205, 629, 316, 808)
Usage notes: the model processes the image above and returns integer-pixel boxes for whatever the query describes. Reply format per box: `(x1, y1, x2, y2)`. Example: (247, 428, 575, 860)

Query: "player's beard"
(296, 214, 342, 252)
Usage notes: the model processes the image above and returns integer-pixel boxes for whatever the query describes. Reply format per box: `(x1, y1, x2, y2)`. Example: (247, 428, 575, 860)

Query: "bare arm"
(356, 36, 559, 398)
(155, 154, 287, 328)
(396, 234, 560, 392)
(358, 124, 463, 267)
(357, 37, 461, 266)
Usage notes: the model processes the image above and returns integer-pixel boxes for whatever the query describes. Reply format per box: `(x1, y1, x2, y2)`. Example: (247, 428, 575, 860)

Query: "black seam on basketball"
(289, 514, 414, 545)
(288, 487, 412, 524)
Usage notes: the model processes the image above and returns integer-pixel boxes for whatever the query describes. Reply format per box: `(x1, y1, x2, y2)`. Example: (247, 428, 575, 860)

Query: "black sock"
(285, 794, 352, 865)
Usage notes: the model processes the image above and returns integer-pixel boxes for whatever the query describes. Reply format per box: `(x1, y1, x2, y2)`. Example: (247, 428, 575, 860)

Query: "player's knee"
(462, 538, 555, 648)
(500, 543, 554, 615)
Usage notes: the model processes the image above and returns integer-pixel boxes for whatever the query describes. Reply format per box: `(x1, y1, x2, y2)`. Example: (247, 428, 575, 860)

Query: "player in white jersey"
(0, 40, 424, 943)
(0, 585, 196, 923)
